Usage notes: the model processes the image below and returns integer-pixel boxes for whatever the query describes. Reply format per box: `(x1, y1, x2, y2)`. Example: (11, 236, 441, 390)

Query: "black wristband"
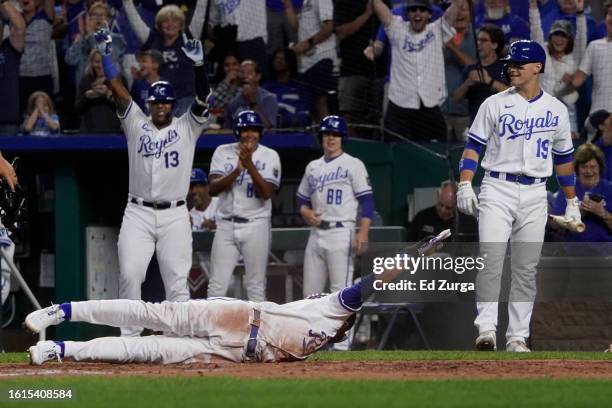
(576, 9, 584, 15)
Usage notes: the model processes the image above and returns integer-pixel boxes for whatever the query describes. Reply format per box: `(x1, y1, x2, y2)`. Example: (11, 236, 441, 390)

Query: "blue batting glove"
(181, 33, 204, 65)
(94, 28, 113, 56)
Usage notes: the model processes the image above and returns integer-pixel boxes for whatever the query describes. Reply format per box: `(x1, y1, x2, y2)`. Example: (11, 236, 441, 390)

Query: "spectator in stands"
(442, 0, 476, 141)
(0, 0, 25, 136)
(539, 0, 601, 43)
(334, 0, 387, 137)
(372, 0, 462, 141)
(407, 180, 478, 242)
(210, 52, 242, 126)
(284, 0, 337, 123)
(223, 60, 278, 129)
(452, 24, 508, 123)
(475, 0, 529, 44)
(572, 1, 612, 115)
(18, 0, 55, 115)
(266, 0, 300, 55)
(191, 0, 269, 80)
(123, 1, 197, 115)
(529, 0, 586, 138)
(65, 1, 127, 89)
(550, 143, 612, 242)
(75, 50, 123, 133)
(21, 91, 60, 136)
(130, 49, 163, 114)
(587, 110, 612, 181)
(262, 48, 310, 128)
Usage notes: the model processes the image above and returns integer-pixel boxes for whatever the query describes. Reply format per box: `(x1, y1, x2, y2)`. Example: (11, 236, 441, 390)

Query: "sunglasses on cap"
(408, 6, 429, 13)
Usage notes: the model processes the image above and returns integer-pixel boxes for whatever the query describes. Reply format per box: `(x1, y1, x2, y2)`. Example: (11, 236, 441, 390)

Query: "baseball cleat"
(24, 305, 65, 333)
(28, 341, 63, 365)
(506, 339, 531, 352)
(605, 344, 612, 353)
(475, 330, 497, 351)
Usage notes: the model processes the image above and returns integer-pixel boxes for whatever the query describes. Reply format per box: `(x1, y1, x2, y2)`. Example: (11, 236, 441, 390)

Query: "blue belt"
(223, 217, 250, 223)
(488, 171, 546, 185)
(245, 309, 260, 360)
(318, 221, 345, 230)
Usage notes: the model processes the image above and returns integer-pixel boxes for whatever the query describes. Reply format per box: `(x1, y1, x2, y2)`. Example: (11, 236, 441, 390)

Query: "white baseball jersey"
(120, 101, 212, 201)
(297, 0, 338, 72)
(578, 38, 612, 114)
(297, 153, 372, 222)
(385, 15, 455, 109)
(190, 198, 219, 231)
(209, 143, 281, 219)
(209, 0, 267, 42)
(467, 88, 574, 178)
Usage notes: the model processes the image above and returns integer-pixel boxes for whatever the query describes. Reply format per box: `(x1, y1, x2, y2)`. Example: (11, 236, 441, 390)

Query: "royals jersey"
(119, 102, 211, 202)
(209, 143, 281, 219)
(190, 197, 219, 231)
(297, 153, 372, 222)
(467, 88, 574, 178)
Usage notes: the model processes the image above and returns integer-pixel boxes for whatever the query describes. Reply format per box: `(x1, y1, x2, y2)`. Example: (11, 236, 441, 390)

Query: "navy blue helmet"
(318, 115, 348, 142)
(233, 110, 264, 138)
(502, 40, 546, 81)
(147, 81, 176, 104)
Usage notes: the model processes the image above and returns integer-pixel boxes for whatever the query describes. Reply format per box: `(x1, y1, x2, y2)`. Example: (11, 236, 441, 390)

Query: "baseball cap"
(582, 110, 610, 142)
(137, 49, 164, 67)
(549, 20, 573, 37)
(406, 0, 432, 12)
(190, 168, 208, 185)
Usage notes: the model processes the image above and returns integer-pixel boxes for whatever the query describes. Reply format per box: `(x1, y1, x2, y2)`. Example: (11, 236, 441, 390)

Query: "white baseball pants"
(117, 203, 192, 336)
(302, 226, 355, 298)
(64, 298, 252, 363)
(474, 176, 547, 343)
(208, 218, 270, 301)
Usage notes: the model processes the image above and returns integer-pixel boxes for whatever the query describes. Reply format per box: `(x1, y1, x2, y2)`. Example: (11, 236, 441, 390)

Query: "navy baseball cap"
(190, 168, 208, 185)
(406, 0, 432, 12)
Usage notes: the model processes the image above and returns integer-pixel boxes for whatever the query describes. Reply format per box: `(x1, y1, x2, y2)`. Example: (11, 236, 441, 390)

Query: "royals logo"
(138, 129, 180, 158)
(498, 111, 559, 140)
(308, 166, 349, 192)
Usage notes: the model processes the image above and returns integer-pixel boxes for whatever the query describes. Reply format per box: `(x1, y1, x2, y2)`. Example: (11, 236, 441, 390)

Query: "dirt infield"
(1, 360, 611, 380)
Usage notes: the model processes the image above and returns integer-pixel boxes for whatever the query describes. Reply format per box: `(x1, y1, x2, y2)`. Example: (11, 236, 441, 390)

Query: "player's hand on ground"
(352, 231, 369, 255)
(565, 196, 582, 221)
(0, 154, 18, 192)
(181, 34, 204, 65)
(93, 28, 113, 55)
(457, 181, 478, 217)
(300, 207, 321, 227)
(580, 197, 605, 218)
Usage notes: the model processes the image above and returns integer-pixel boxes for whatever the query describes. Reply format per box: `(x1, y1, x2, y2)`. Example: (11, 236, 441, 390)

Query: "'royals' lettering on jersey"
(210, 143, 281, 219)
(120, 101, 211, 202)
(297, 153, 372, 222)
(467, 88, 574, 178)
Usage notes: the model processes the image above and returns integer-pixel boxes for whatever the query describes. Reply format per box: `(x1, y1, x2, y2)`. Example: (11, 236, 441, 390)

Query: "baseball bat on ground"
(549, 215, 586, 233)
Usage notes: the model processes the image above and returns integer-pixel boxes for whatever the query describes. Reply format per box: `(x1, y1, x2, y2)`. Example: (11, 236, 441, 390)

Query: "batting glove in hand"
(94, 29, 113, 56)
(181, 34, 204, 65)
(564, 196, 582, 222)
(457, 181, 478, 217)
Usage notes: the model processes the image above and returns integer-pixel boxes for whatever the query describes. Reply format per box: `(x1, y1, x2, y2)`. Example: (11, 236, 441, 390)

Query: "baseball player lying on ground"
(24, 231, 450, 365)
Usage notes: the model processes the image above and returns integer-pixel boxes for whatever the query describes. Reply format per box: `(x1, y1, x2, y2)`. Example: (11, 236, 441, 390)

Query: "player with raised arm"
(456, 40, 581, 352)
(92, 28, 213, 336)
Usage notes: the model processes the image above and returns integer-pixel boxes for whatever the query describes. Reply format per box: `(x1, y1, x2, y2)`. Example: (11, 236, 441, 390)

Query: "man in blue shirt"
(475, 0, 530, 43)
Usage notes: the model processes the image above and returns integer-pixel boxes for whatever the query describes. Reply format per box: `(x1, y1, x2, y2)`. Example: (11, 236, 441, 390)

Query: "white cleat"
(28, 341, 63, 365)
(475, 330, 497, 351)
(506, 340, 531, 353)
(24, 305, 65, 333)
(604, 344, 611, 353)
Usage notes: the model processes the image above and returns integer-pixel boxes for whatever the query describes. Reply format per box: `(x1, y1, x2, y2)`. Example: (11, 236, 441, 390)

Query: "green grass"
(0, 377, 610, 408)
(2, 350, 611, 365)
(1, 351, 610, 407)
